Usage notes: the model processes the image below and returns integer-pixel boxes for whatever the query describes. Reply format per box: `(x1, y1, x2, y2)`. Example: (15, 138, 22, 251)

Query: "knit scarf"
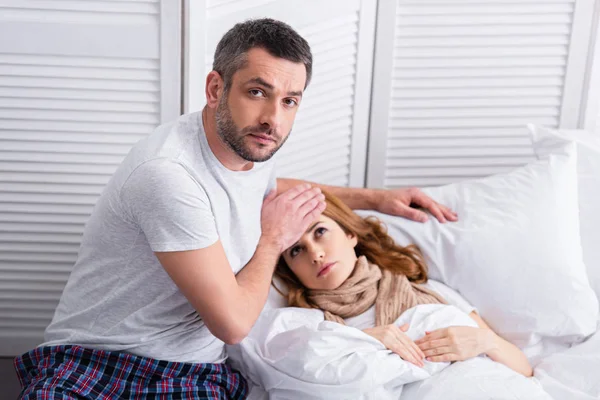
(306, 255, 447, 326)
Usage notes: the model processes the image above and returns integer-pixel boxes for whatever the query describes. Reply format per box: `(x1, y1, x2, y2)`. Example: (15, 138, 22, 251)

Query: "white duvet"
(228, 304, 551, 399)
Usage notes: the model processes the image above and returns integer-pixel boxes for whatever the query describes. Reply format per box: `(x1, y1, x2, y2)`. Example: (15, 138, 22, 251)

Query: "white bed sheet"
(236, 315, 600, 400)
(533, 323, 600, 400)
(229, 305, 556, 400)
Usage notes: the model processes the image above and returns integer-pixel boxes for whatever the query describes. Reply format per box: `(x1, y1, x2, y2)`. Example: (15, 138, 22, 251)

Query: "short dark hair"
(213, 18, 312, 91)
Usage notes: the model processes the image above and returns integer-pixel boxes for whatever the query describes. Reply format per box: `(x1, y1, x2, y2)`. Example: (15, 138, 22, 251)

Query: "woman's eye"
(315, 227, 327, 237)
(290, 246, 301, 258)
(249, 89, 264, 97)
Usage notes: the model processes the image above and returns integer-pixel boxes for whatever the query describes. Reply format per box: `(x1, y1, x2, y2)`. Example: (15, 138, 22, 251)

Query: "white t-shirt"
(43, 111, 277, 364)
(344, 279, 477, 330)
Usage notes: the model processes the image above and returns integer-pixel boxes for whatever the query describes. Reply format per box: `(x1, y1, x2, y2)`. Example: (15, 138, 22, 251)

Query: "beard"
(215, 94, 290, 162)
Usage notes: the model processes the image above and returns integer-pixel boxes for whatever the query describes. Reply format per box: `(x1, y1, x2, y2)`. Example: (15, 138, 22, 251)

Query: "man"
(15, 19, 456, 399)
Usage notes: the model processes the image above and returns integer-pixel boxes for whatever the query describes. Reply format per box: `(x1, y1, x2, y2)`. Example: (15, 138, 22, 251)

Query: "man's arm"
(156, 237, 279, 344)
(156, 184, 325, 344)
(277, 177, 458, 223)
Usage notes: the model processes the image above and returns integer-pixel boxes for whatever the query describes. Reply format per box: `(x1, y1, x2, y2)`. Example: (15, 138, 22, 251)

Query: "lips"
(250, 134, 275, 143)
(317, 262, 336, 277)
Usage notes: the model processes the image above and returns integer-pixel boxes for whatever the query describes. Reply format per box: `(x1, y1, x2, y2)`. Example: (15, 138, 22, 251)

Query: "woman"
(274, 190, 533, 377)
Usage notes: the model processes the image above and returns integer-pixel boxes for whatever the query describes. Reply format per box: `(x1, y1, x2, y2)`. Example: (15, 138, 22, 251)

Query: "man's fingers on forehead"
(290, 186, 321, 202)
(282, 183, 311, 199)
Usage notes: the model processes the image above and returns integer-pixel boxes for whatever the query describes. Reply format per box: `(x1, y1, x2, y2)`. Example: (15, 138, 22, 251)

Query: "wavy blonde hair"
(273, 190, 430, 308)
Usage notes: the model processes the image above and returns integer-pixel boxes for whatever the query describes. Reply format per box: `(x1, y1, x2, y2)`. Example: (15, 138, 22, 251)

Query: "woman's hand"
(414, 326, 497, 362)
(363, 324, 425, 367)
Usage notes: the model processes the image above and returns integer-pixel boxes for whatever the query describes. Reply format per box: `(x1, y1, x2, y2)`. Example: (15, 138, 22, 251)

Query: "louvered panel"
(3, 120, 157, 134)
(0, 253, 76, 264)
(276, 148, 351, 182)
(387, 155, 534, 167)
(367, 0, 585, 189)
(383, 126, 536, 138)
(286, 128, 351, 154)
(207, 0, 278, 17)
(0, 1, 180, 355)
(392, 97, 561, 108)
(200, 0, 370, 188)
(278, 136, 352, 167)
(0, 131, 147, 144)
(0, 161, 123, 175)
(0, 212, 89, 224)
(1, 203, 94, 216)
(0, 222, 84, 234)
(0, 0, 159, 14)
(388, 136, 532, 148)
(275, 12, 359, 185)
(2, 193, 102, 205)
(0, 99, 159, 113)
(0, 151, 125, 164)
(2, 172, 110, 186)
(1, 141, 138, 155)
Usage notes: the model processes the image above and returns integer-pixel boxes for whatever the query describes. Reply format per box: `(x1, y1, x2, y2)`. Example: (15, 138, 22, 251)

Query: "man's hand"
(374, 187, 457, 223)
(261, 183, 326, 252)
(414, 326, 496, 362)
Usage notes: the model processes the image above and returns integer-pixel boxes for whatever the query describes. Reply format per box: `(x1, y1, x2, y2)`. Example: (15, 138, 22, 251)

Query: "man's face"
(215, 47, 306, 162)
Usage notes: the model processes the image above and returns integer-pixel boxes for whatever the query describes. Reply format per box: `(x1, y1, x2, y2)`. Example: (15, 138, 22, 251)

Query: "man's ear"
(205, 71, 224, 109)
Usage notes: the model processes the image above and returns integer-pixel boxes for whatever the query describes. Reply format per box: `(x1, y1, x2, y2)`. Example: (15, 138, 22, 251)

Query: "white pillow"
(528, 124, 600, 304)
(356, 140, 599, 364)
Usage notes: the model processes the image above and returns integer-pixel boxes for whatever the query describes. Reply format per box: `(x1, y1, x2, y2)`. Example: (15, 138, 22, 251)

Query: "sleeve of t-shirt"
(120, 159, 219, 252)
(424, 279, 478, 316)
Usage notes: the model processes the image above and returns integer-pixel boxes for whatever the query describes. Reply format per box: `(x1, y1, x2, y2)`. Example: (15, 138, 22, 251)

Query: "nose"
(307, 242, 325, 264)
(259, 100, 281, 133)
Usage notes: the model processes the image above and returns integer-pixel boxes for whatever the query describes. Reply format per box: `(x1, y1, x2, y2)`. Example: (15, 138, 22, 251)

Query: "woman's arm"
(415, 311, 533, 377)
(469, 312, 533, 377)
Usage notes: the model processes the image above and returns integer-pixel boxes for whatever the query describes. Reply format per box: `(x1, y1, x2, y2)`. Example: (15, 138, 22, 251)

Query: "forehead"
(302, 215, 339, 236)
(233, 47, 306, 92)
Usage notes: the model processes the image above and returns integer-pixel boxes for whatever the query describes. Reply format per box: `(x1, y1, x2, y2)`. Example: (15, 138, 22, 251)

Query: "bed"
(228, 125, 600, 400)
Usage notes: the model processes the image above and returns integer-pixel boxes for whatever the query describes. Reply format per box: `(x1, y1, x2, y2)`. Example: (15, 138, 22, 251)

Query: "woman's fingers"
(415, 342, 426, 359)
(396, 332, 424, 367)
(395, 345, 422, 367)
(403, 333, 426, 360)
(417, 338, 450, 352)
(426, 353, 457, 363)
(415, 329, 447, 345)
(423, 346, 453, 358)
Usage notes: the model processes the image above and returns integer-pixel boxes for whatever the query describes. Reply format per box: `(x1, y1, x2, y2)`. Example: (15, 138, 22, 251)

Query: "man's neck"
(202, 107, 254, 171)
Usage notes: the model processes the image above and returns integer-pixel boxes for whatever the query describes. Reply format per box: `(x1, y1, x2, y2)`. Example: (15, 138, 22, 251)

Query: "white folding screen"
(184, 0, 376, 187)
(0, 0, 181, 356)
(583, 0, 600, 133)
(367, 0, 598, 189)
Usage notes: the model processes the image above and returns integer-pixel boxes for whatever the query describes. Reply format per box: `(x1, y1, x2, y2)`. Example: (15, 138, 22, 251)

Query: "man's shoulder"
(123, 112, 203, 172)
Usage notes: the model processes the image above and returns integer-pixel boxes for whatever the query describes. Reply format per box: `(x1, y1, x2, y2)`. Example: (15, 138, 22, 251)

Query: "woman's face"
(281, 215, 358, 290)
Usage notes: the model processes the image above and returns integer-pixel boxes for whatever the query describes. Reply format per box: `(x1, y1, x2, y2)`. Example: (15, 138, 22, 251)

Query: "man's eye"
(284, 98, 298, 107)
(249, 89, 264, 97)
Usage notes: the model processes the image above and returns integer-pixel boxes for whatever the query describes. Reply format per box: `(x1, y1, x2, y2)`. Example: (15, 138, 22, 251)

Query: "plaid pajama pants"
(14, 345, 248, 399)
